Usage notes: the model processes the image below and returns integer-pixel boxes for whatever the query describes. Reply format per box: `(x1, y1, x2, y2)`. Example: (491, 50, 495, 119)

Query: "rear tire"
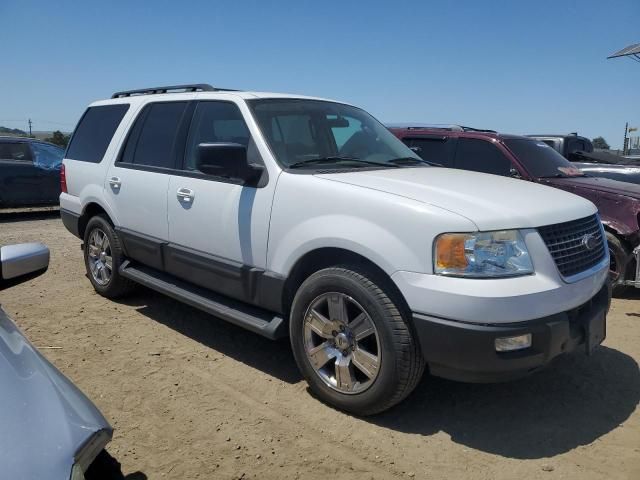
(289, 266, 425, 416)
(83, 215, 135, 298)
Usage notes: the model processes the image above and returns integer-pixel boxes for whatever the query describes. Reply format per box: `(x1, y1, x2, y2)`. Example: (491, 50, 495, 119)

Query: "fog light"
(495, 334, 532, 352)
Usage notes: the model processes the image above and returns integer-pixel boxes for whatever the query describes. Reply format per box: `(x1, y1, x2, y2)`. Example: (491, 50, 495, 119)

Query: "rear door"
(106, 101, 192, 270)
(30, 142, 64, 203)
(400, 135, 457, 167)
(0, 141, 41, 206)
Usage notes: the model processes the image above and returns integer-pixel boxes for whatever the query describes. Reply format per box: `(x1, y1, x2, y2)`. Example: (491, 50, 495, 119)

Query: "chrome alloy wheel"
(87, 228, 113, 286)
(303, 292, 381, 394)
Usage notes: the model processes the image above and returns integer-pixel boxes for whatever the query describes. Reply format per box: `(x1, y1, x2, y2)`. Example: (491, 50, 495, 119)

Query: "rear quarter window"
(66, 104, 130, 163)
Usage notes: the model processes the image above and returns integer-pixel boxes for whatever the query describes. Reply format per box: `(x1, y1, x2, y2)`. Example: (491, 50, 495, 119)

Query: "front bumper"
(412, 282, 611, 383)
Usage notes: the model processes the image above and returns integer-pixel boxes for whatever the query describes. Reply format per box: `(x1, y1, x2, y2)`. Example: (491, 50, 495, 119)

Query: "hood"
(543, 176, 640, 199)
(316, 167, 596, 231)
(0, 307, 111, 480)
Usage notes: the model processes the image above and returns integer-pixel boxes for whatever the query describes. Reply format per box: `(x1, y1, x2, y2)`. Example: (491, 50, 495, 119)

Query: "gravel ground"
(1, 211, 639, 480)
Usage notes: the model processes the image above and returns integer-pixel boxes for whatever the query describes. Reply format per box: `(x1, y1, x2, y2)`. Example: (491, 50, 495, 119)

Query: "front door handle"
(109, 176, 121, 189)
(176, 187, 195, 203)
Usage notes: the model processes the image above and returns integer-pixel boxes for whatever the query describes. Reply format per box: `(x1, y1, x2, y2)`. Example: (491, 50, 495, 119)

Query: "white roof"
(90, 90, 347, 107)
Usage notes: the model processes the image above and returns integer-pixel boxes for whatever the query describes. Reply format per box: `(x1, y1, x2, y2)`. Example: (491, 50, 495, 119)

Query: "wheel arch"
(281, 247, 410, 319)
(79, 202, 113, 239)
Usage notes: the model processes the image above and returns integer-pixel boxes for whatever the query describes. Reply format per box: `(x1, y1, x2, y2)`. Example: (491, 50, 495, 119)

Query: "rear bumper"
(413, 281, 611, 383)
(60, 208, 81, 239)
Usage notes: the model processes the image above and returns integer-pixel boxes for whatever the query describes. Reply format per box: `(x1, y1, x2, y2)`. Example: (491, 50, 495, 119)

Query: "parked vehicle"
(528, 134, 640, 185)
(61, 85, 610, 415)
(527, 133, 593, 158)
(565, 150, 640, 185)
(390, 125, 639, 293)
(0, 242, 112, 479)
(0, 136, 64, 207)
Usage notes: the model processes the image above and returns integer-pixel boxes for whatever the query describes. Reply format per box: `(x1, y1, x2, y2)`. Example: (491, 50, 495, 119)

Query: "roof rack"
(111, 83, 238, 99)
(386, 123, 465, 131)
(386, 123, 497, 134)
(460, 126, 497, 134)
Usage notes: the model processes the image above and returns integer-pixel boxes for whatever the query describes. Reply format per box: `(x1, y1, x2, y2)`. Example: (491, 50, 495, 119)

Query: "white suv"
(60, 84, 610, 415)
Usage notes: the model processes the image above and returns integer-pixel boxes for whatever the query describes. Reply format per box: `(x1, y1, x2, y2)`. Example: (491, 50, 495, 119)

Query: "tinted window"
(66, 104, 129, 163)
(455, 138, 512, 176)
(32, 143, 64, 169)
(505, 139, 584, 178)
(126, 102, 188, 169)
(0, 142, 32, 161)
(402, 136, 456, 167)
(184, 102, 250, 170)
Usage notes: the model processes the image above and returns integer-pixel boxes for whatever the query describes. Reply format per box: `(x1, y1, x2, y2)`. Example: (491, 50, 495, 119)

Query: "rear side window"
(0, 142, 33, 161)
(454, 138, 512, 176)
(66, 104, 129, 163)
(402, 136, 456, 167)
(121, 102, 188, 169)
(32, 143, 64, 169)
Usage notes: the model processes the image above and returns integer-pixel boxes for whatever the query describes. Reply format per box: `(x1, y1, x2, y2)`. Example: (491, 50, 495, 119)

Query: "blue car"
(0, 137, 64, 207)
(0, 243, 113, 479)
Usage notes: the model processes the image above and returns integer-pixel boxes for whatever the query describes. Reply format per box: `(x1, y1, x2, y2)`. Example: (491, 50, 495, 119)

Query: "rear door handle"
(109, 176, 121, 189)
(176, 187, 195, 203)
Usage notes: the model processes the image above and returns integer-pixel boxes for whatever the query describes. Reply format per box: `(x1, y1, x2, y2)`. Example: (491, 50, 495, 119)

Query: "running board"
(119, 261, 287, 339)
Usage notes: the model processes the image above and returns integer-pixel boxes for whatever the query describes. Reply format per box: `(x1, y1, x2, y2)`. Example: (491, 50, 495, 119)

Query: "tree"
(592, 136, 610, 150)
(44, 130, 71, 147)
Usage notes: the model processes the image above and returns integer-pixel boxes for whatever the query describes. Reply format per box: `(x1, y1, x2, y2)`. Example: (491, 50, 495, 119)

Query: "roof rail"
(386, 123, 465, 131)
(111, 83, 237, 99)
(460, 126, 498, 134)
(386, 123, 498, 134)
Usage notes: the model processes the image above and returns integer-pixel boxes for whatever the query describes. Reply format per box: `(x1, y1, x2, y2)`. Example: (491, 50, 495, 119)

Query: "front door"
(166, 100, 274, 303)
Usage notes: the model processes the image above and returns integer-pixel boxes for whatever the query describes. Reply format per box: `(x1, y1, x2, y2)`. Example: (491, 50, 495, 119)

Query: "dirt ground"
(1, 210, 639, 480)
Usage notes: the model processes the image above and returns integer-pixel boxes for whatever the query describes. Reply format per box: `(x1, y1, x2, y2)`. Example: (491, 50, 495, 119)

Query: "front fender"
(269, 214, 423, 277)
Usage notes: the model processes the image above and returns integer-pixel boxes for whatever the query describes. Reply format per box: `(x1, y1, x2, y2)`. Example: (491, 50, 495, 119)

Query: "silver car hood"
(0, 306, 111, 479)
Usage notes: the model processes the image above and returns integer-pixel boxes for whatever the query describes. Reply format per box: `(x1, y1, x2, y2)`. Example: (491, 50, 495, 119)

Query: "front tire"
(606, 231, 631, 296)
(289, 266, 425, 415)
(83, 215, 135, 298)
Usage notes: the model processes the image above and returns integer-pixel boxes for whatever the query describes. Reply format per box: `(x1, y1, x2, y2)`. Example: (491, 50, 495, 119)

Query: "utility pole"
(623, 122, 629, 156)
(28, 118, 33, 137)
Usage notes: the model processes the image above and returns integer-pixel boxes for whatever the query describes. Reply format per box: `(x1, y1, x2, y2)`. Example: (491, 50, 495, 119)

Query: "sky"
(1, 0, 638, 148)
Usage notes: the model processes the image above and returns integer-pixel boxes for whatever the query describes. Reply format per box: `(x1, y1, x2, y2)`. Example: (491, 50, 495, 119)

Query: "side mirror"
(0, 243, 49, 290)
(196, 143, 264, 186)
(509, 167, 522, 179)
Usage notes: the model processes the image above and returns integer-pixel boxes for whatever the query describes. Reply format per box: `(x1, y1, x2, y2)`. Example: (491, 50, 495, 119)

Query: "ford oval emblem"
(581, 233, 598, 250)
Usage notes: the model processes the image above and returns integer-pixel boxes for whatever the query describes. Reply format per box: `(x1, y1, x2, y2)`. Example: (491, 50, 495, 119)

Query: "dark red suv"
(389, 125, 640, 294)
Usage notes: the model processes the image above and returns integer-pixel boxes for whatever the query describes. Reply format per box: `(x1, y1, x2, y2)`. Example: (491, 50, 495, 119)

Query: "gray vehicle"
(0, 243, 112, 480)
(528, 134, 640, 185)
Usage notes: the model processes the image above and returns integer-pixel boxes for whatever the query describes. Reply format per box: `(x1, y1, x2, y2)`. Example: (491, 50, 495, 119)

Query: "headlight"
(434, 230, 533, 277)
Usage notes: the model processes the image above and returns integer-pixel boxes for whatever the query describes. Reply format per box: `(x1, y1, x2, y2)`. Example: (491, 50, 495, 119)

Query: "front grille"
(537, 214, 606, 278)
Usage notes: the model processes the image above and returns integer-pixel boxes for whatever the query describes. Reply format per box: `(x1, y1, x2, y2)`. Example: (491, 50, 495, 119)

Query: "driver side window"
(184, 102, 251, 171)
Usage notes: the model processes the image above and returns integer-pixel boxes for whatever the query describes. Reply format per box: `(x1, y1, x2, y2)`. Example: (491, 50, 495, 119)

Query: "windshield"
(505, 139, 584, 178)
(248, 99, 422, 169)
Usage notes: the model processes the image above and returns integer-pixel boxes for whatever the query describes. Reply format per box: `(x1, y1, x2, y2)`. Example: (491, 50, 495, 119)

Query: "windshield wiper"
(388, 157, 442, 167)
(288, 156, 398, 169)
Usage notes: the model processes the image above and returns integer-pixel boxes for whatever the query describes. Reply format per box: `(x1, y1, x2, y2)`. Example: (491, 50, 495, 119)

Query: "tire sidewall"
(290, 268, 404, 413)
(83, 216, 122, 295)
(606, 232, 629, 293)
